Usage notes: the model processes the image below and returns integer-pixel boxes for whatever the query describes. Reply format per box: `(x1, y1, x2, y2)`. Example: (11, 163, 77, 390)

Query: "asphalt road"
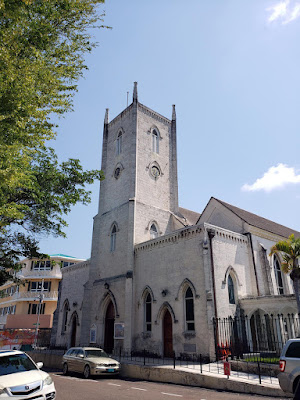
(51, 372, 286, 400)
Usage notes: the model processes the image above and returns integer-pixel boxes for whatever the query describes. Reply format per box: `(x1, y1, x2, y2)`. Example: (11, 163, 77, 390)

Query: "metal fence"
(213, 313, 300, 360)
(111, 348, 278, 384)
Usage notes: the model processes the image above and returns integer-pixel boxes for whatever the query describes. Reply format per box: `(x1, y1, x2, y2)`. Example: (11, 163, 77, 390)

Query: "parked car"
(62, 347, 120, 378)
(278, 338, 300, 397)
(0, 349, 56, 399)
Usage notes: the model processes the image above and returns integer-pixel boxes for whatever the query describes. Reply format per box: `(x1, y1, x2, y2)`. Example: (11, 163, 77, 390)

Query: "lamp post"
(33, 279, 44, 349)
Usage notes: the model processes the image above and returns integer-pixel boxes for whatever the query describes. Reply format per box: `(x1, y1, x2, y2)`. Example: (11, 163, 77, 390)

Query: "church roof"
(178, 207, 201, 226)
(213, 197, 300, 239)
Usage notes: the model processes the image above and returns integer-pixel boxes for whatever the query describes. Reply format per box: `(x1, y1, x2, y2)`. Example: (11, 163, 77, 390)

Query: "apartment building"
(0, 254, 84, 330)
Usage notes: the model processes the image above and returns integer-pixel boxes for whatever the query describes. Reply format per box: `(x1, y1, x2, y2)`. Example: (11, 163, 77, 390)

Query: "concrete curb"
(120, 363, 289, 398)
(27, 351, 289, 397)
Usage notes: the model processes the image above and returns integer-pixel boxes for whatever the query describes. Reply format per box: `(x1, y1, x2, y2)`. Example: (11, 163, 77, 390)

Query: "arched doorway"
(104, 301, 115, 353)
(163, 309, 173, 357)
(70, 314, 77, 347)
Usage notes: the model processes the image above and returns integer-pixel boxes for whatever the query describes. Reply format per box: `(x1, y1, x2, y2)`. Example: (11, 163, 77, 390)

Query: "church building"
(51, 83, 299, 359)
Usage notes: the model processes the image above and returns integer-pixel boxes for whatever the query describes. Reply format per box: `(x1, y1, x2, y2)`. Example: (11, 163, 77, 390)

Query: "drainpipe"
(207, 229, 217, 320)
(245, 232, 260, 296)
(207, 228, 219, 359)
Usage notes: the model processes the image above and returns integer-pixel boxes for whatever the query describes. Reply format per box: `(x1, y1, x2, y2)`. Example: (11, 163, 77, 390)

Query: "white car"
(0, 350, 56, 399)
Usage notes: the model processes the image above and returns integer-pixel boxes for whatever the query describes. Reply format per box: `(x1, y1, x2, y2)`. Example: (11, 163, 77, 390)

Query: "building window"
(274, 256, 284, 294)
(185, 287, 195, 331)
(110, 225, 117, 252)
(152, 129, 159, 153)
(145, 293, 152, 332)
(116, 131, 122, 155)
(29, 281, 51, 292)
(62, 302, 69, 333)
(150, 223, 158, 239)
(31, 261, 52, 271)
(28, 303, 45, 315)
(62, 261, 75, 268)
(228, 275, 235, 304)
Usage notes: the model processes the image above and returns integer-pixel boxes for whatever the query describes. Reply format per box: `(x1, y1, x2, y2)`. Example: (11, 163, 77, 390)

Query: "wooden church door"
(104, 301, 115, 353)
(163, 309, 173, 357)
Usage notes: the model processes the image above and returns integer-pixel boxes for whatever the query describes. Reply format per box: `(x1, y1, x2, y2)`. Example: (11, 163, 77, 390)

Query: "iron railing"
(213, 314, 300, 360)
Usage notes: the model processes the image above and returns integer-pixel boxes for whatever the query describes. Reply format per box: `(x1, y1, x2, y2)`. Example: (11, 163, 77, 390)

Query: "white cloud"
(267, 0, 300, 24)
(267, 0, 289, 22)
(283, 3, 300, 22)
(242, 164, 300, 192)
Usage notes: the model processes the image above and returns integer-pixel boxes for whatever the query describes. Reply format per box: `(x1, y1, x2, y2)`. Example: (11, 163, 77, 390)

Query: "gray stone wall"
(133, 225, 213, 357)
(55, 261, 90, 348)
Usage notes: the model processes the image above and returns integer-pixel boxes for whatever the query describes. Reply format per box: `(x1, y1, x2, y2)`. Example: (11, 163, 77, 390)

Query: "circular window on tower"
(150, 165, 160, 179)
(114, 167, 121, 179)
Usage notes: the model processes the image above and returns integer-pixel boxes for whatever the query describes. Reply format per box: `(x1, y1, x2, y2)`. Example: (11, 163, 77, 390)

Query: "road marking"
(131, 387, 147, 391)
(108, 383, 121, 387)
(161, 393, 183, 397)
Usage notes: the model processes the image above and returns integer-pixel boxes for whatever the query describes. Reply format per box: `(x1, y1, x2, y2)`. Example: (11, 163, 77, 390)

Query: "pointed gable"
(199, 197, 300, 239)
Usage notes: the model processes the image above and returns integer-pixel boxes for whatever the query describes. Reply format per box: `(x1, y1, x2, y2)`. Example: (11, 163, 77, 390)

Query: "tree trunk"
(292, 277, 300, 315)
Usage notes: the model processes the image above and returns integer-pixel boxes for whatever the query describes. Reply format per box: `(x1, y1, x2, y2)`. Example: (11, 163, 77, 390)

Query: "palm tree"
(270, 234, 300, 313)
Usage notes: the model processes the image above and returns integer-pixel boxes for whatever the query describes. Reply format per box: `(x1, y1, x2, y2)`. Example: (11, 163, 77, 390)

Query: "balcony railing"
(17, 269, 62, 279)
(10, 291, 58, 302)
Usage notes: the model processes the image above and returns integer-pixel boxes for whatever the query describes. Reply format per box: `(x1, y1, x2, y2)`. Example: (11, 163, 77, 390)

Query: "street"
(51, 373, 287, 400)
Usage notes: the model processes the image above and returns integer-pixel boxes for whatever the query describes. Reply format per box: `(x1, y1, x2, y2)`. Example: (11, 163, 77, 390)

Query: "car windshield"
(0, 354, 37, 376)
(85, 349, 109, 358)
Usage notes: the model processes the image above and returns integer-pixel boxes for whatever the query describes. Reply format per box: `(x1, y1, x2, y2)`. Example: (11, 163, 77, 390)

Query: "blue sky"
(40, 0, 300, 259)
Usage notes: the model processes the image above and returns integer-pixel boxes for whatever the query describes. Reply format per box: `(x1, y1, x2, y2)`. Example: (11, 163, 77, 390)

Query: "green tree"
(0, 0, 108, 283)
(270, 234, 300, 313)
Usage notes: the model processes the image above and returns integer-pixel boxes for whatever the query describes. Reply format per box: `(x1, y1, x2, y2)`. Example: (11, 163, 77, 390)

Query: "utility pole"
(33, 279, 44, 349)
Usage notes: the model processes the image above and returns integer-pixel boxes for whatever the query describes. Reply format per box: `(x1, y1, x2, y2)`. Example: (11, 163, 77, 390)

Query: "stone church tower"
(53, 82, 299, 358)
(80, 82, 181, 351)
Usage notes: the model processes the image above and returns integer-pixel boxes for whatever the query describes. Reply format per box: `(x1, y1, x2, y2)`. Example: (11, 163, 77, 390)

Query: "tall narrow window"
(116, 131, 122, 155)
(110, 225, 117, 252)
(145, 293, 152, 332)
(185, 287, 195, 331)
(62, 302, 69, 333)
(274, 256, 284, 294)
(152, 129, 159, 153)
(150, 223, 158, 239)
(228, 275, 235, 304)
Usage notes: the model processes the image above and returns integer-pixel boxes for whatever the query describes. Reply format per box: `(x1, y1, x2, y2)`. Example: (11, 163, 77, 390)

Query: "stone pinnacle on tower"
(172, 104, 176, 121)
(133, 82, 138, 103)
(104, 108, 109, 124)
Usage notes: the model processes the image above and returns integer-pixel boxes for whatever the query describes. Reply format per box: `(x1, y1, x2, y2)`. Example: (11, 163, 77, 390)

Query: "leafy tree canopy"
(0, 0, 107, 284)
(270, 234, 300, 313)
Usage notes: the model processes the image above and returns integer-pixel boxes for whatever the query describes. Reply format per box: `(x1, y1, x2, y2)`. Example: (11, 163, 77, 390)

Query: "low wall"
(231, 360, 279, 377)
(27, 350, 64, 370)
(120, 364, 288, 398)
(26, 351, 288, 398)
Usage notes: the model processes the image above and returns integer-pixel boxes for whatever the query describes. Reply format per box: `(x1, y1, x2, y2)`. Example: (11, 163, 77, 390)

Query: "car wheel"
(293, 377, 300, 395)
(83, 365, 90, 379)
(62, 363, 68, 375)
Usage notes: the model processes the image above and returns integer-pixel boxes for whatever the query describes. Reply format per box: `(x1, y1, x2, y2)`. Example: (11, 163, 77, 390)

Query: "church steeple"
(133, 81, 138, 103)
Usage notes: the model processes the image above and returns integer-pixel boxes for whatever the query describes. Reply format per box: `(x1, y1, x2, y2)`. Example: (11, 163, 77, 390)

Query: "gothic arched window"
(110, 225, 117, 252)
(116, 131, 122, 155)
(62, 301, 69, 333)
(150, 223, 158, 239)
(145, 292, 152, 332)
(228, 275, 236, 304)
(185, 287, 195, 331)
(274, 255, 284, 294)
(152, 129, 159, 153)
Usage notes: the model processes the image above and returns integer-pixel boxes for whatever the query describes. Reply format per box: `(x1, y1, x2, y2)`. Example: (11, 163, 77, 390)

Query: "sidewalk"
(119, 359, 290, 398)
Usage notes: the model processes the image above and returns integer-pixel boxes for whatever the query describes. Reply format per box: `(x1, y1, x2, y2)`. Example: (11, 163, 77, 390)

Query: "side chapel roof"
(211, 197, 300, 239)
